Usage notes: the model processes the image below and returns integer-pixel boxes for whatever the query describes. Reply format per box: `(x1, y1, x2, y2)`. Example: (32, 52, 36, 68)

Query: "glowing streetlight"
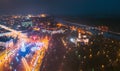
(40, 14, 46, 17)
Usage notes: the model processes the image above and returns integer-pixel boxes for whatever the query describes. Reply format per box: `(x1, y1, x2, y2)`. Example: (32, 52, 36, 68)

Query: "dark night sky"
(0, 0, 120, 17)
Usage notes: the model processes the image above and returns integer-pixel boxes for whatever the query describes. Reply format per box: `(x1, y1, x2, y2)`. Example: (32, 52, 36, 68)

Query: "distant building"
(98, 26, 109, 32)
(21, 21, 33, 27)
(0, 36, 14, 48)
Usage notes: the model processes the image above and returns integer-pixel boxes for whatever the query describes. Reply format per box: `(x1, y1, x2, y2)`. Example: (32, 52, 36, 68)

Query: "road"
(0, 33, 50, 71)
(40, 34, 66, 71)
(55, 18, 120, 40)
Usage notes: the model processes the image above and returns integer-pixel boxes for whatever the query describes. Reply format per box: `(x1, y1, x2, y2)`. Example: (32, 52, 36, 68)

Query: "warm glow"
(40, 14, 46, 17)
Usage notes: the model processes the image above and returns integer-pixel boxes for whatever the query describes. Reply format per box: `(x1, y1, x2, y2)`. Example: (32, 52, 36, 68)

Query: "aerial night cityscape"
(0, 0, 120, 71)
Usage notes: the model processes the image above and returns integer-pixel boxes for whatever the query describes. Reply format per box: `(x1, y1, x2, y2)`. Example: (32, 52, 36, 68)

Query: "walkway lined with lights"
(0, 24, 27, 38)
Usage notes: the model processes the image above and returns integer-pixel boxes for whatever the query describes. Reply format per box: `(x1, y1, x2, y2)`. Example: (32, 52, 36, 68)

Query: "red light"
(31, 35, 38, 40)
(33, 36, 36, 40)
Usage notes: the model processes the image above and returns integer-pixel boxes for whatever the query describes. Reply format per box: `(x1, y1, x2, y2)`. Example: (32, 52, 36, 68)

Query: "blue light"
(18, 43, 32, 57)
(31, 47, 37, 51)
(21, 46, 26, 52)
(20, 42, 26, 52)
(35, 42, 44, 47)
(21, 41, 25, 47)
(14, 69, 16, 71)
(16, 57, 19, 62)
(70, 38, 75, 43)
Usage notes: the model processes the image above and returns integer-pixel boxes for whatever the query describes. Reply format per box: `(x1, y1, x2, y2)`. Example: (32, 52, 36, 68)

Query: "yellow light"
(40, 14, 46, 17)
(28, 14, 32, 18)
(89, 54, 92, 58)
(33, 28, 40, 31)
(22, 57, 31, 71)
(101, 65, 104, 68)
